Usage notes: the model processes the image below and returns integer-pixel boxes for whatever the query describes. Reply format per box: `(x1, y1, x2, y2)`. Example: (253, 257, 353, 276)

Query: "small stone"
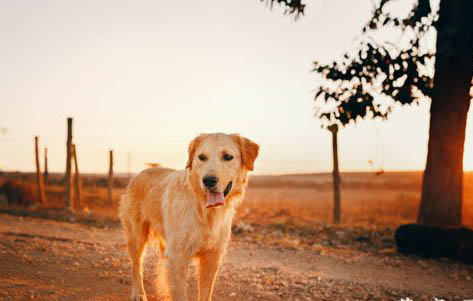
(229, 292, 237, 297)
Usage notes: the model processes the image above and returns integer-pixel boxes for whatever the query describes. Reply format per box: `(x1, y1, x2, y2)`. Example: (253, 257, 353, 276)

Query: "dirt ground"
(1, 213, 473, 301)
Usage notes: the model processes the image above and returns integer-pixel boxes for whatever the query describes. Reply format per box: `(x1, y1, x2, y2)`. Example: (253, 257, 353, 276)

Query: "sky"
(1, 0, 472, 175)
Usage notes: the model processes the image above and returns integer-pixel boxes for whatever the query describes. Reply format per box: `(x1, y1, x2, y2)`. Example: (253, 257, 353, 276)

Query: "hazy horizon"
(0, 169, 434, 177)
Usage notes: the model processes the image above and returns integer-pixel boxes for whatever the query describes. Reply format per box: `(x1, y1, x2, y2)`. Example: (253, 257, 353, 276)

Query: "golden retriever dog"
(119, 133, 259, 301)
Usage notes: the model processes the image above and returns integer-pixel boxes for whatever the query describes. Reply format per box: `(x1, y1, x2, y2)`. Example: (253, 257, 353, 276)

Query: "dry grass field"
(1, 171, 473, 300)
(2, 171, 473, 228)
(244, 172, 473, 228)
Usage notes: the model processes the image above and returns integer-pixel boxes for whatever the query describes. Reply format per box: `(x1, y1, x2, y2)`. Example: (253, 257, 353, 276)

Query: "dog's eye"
(198, 154, 207, 162)
(223, 154, 233, 161)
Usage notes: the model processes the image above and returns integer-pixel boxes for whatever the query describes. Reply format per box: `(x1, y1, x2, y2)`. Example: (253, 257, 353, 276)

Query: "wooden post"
(108, 150, 114, 203)
(34, 136, 47, 206)
(72, 144, 82, 210)
(328, 124, 341, 224)
(65, 117, 73, 210)
(127, 151, 131, 179)
(43, 147, 49, 183)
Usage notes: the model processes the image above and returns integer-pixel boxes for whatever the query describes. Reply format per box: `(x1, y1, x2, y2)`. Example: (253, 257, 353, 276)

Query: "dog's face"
(186, 133, 259, 208)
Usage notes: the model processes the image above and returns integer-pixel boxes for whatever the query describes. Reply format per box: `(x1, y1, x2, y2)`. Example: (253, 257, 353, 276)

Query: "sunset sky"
(2, 0, 473, 175)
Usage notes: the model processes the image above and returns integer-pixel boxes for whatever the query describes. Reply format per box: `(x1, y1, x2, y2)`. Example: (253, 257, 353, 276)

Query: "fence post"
(127, 151, 131, 179)
(43, 147, 49, 184)
(65, 117, 73, 210)
(328, 124, 341, 224)
(108, 150, 114, 203)
(0, 125, 6, 172)
(72, 144, 82, 210)
(35, 136, 47, 206)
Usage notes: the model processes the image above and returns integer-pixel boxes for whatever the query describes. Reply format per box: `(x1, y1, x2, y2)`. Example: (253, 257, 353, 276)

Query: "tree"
(261, 0, 305, 19)
(263, 0, 473, 226)
(417, 1, 473, 226)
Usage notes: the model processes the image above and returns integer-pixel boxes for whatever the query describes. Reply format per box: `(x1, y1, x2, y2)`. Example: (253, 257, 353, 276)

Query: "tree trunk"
(418, 0, 473, 226)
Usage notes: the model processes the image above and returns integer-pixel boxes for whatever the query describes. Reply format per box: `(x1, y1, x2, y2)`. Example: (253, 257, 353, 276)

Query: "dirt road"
(1, 213, 472, 301)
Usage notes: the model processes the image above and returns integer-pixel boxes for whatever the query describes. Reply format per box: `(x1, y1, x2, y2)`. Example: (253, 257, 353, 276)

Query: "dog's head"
(186, 133, 259, 208)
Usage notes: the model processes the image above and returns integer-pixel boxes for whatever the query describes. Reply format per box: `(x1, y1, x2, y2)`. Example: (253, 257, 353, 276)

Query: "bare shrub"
(0, 180, 38, 207)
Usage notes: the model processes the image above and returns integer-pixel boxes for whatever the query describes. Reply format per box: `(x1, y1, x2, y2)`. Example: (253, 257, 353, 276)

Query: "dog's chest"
(197, 211, 233, 250)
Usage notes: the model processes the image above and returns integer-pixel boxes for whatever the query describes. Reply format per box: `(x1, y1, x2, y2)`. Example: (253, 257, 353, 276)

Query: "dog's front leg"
(197, 249, 224, 301)
(166, 254, 191, 301)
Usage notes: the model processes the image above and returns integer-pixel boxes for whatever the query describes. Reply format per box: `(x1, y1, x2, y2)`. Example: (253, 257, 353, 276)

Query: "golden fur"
(119, 133, 259, 301)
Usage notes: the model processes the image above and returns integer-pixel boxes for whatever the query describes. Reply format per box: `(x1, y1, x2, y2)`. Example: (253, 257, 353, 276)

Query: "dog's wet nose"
(203, 176, 218, 189)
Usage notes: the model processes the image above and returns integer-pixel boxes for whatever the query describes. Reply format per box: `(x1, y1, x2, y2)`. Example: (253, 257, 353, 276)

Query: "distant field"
(1, 171, 473, 228)
(244, 172, 473, 227)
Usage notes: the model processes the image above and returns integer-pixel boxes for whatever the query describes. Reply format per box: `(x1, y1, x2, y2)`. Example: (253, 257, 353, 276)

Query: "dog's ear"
(186, 135, 202, 169)
(231, 134, 259, 171)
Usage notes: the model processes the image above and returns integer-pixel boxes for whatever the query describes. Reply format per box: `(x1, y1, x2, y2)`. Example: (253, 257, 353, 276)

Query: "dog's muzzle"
(205, 181, 233, 208)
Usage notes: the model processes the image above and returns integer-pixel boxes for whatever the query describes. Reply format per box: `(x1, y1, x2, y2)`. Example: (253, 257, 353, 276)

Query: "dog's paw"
(130, 294, 148, 301)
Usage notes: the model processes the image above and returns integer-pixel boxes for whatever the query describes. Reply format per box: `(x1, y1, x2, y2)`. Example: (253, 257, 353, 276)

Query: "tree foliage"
(260, 0, 306, 19)
(313, 0, 437, 126)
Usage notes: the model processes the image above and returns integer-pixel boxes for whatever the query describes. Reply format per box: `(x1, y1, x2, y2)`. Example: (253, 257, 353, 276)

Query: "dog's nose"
(203, 176, 218, 189)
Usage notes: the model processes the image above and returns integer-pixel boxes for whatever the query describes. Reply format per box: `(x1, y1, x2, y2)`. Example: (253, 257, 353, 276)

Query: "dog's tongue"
(206, 191, 224, 208)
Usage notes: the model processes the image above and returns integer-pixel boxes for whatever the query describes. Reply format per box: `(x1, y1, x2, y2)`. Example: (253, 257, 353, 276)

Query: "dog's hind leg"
(125, 220, 150, 301)
(154, 237, 170, 299)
